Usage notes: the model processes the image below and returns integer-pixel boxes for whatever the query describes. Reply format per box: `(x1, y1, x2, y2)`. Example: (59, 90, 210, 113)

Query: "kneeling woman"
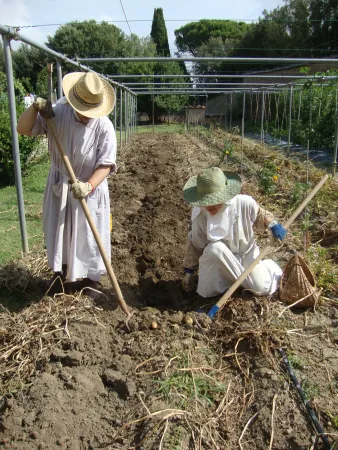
(182, 167, 286, 298)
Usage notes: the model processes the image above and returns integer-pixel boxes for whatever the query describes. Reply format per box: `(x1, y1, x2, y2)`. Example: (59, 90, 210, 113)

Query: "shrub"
(0, 74, 40, 186)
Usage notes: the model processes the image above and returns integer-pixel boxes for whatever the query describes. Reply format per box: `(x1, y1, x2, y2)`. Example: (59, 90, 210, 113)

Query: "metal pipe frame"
(108, 73, 338, 80)
(119, 88, 123, 150)
(2, 34, 29, 254)
(56, 60, 63, 99)
(123, 81, 331, 87)
(0, 24, 135, 94)
(79, 56, 338, 64)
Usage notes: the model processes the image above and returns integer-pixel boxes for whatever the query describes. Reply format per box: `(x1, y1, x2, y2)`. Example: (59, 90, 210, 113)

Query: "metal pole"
(2, 34, 29, 254)
(242, 92, 246, 140)
(119, 88, 123, 151)
(108, 73, 338, 80)
(260, 91, 265, 145)
(287, 85, 293, 157)
(152, 93, 155, 133)
(224, 94, 228, 130)
(229, 93, 233, 130)
(333, 110, 338, 177)
(113, 88, 117, 131)
(136, 97, 138, 133)
(79, 56, 338, 64)
(124, 90, 127, 143)
(56, 61, 63, 99)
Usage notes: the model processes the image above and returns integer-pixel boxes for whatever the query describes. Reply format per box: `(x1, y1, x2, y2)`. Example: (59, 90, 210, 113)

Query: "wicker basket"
(279, 253, 320, 308)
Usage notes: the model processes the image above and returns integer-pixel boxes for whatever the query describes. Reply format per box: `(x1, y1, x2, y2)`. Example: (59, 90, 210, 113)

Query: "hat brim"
(62, 72, 116, 118)
(183, 171, 242, 206)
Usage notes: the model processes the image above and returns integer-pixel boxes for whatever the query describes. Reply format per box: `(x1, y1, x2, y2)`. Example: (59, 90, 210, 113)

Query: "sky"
(1, 0, 285, 51)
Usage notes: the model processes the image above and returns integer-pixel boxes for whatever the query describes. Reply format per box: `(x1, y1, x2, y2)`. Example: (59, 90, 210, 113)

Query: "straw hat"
(62, 72, 115, 118)
(183, 167, 242, 206)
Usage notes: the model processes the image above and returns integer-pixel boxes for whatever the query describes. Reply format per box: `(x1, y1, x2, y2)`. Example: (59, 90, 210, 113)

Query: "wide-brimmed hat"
(183, 167, 242, 206)
(62, 72, 115, 118)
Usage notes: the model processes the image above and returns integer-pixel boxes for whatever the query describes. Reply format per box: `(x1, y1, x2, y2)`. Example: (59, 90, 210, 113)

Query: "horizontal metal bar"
(136, 90, 300, 95)
(108, 74, 338, 80)
(79, 56, 338, 63)
(128, 82, 331, 89)
(0, 24, 136, 94)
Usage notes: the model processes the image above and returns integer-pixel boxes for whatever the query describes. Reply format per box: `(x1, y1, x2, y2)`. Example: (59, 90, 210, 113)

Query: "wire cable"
(119, 0, 132, 34)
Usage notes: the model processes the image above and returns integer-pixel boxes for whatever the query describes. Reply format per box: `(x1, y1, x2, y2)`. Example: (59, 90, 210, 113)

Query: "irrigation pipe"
(278, 348, 332, 450)
(207, 173, 329, 318)
(46, 64, 132, 318)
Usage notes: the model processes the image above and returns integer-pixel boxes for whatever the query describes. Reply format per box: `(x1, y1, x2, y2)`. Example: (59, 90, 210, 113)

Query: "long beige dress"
(32, 99, 116, 282)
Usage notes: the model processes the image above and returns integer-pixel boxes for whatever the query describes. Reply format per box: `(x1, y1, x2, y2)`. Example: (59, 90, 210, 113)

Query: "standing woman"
(17, 72, 117, 297)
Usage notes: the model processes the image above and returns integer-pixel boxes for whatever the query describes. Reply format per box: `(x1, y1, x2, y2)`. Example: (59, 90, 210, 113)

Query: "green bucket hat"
(183, 167, 242, 206)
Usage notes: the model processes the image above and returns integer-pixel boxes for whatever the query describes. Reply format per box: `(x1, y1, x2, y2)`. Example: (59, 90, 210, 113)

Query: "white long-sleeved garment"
(185, 195, 282, 298)
(32, 99, 116, 282)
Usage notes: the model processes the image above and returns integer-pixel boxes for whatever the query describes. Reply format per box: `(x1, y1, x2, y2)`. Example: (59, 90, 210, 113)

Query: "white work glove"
(71, 180, 93, 199)
(182, 270, 197, 293)
(32, 97, 54, 119)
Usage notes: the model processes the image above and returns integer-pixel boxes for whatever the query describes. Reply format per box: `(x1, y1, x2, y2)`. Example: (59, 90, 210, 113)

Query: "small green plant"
(257, 161, 279, 195)
(307, 245, 338, 292)
(301, 379, 320, 400)
(287, 352, 307, 370)
(219, 139, 235, 165)
(154, 355, 226, 408)
(291, 182, 311, 206)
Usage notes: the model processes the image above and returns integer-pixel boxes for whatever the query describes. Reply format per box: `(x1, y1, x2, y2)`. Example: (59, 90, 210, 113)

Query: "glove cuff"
(184, 267, 195, 274)
(88, 181, 94, 193)
(268, 220, 279, 228)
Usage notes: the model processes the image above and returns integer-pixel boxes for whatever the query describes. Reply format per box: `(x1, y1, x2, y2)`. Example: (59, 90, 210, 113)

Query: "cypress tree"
(150, 8, 170, 57)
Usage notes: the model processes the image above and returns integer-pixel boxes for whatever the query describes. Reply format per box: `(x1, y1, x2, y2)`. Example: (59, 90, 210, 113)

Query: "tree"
(12, 44, 48, 94)
(175, 20, 250, 78)
(150, 8, 170, 56)
(175, 20, 250, 56)
(47, 20, 126, 75)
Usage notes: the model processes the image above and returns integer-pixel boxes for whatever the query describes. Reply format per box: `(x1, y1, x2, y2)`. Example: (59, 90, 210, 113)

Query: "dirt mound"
(0, 132, 337, 450)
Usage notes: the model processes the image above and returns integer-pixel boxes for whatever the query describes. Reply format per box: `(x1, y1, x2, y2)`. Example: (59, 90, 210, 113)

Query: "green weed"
(257, 161, 279, 195)
(154, 355, 226, 409)
(301, 379, 320, 400)
(307, 245, 338, 292)
(287, 352, 307, 370)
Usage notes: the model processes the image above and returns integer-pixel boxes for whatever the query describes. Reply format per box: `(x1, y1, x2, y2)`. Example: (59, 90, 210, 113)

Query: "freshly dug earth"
(0, 131, 337, 450)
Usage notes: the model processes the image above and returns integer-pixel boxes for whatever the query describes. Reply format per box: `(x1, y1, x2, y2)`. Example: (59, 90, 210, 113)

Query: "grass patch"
(154, 354, 226, 408)
(136, 123, 185, 134)
(0, 153, 49, 266)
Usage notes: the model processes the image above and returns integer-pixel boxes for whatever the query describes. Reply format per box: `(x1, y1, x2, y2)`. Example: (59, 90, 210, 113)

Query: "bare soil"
(0, 131, 337, 450)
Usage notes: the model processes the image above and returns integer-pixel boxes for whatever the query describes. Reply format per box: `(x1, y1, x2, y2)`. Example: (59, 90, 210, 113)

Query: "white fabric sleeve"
(191, 212, 209, 250)
(95, 117, 117, 172)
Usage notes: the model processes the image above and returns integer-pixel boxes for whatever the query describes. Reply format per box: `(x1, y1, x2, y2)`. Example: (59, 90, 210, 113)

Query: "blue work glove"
(269, 221, 287, 240)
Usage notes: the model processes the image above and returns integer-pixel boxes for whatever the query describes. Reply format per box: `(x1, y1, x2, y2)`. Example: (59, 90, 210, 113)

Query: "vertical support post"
(119, 88, 123, 151)
(287, 84, 293, 157)
(242, 92, 246, 141)
(136, 97, 138, 133)
(229, 93, 233, 130)
(2, 34, 29, 254)
(152, 93, 155, 133)
(260, 91, 265, 145)
(224, 94, 227, 130)
(56, 61, 63, 99)
(124, 90, 127, 143)
(333, 97, 338, 177)
(113, 88, 117, 131)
